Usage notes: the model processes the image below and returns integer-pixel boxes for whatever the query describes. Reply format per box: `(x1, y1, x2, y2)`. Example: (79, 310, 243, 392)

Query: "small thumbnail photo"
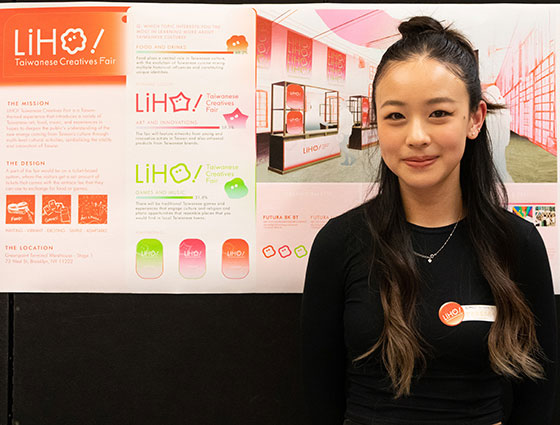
(78, 195, 108, 224)
(5, 195, 35, 224)
(535, 205, 556, 227)
(42, 195, 71, 224)
(511, 205, 533, 223)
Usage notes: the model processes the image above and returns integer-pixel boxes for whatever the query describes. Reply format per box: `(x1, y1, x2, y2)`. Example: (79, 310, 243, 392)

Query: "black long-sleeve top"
(302, 205, 557, 425)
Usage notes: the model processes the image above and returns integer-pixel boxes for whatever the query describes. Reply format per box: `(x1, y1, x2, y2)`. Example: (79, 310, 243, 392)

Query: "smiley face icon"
(278, 245, 292, 258)
(170, 163, 191, 183)
(224, 177, 249, 199)
(226, 35, 248, 53)
(262, 245, 276, 258)
(294, 245, 308, 258)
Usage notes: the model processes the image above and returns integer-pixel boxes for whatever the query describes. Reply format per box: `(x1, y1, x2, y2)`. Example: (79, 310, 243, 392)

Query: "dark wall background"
(9, 294, 304, 425)
(4, 295, 560, 425)
(4, 1, 560, 424)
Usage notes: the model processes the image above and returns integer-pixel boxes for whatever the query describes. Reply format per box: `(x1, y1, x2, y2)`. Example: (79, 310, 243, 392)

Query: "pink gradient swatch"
(223, 108, 249, 129)
(179, 239, 206, 279)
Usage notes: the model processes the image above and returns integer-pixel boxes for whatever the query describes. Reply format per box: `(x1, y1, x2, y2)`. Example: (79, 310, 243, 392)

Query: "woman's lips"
(403, 156, 438, 168)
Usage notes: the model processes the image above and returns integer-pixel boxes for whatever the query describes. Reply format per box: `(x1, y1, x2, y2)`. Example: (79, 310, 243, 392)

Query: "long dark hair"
(358, 16, 544, 397)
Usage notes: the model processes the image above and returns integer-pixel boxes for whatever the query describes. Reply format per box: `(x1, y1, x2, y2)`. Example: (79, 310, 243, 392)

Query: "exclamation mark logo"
(192, 165, 202, 183)
(90, 29, 105, 54)
(192, 94, 202, 112)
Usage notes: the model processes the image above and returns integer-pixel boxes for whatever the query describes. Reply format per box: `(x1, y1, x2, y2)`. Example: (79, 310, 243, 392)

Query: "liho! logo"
(139, 248, 160, 258)
(135, 92, 203, 113)
(135, 163, 203, 184)
(226, 250, 245, 257)
(438, 301, 465, 326)
(14, 27, 105, 56)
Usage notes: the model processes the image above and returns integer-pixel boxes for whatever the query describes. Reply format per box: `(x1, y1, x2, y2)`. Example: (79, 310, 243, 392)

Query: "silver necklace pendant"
(413, 218, 460, 264)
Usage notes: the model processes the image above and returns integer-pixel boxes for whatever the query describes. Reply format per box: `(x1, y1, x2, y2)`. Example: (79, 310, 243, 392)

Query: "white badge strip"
(462, 305, 497, 322)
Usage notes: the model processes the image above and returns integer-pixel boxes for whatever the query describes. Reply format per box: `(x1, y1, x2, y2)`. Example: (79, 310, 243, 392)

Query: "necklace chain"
(413, 219, 460, 263)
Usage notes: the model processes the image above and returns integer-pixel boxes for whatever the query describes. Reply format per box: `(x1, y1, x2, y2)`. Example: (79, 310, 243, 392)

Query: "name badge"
(439, 301, 497, 326)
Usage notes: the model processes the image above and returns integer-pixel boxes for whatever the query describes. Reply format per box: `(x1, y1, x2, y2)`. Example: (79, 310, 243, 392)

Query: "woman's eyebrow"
(380, 97, 457, 108)
(381, 96, 457, 108)
(380, 100, 405, 108)
(426, 97, 456, 105)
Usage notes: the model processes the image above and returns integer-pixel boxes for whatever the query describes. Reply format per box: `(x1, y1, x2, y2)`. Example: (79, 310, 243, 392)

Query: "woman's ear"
(467, 100, 487, 140)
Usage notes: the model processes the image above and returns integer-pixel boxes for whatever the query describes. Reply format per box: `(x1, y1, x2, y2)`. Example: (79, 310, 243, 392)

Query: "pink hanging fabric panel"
(286, 30, 312, 76)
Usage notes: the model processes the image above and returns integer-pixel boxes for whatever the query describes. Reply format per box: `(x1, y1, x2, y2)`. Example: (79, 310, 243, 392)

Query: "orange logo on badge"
(439, 301, 464, 326)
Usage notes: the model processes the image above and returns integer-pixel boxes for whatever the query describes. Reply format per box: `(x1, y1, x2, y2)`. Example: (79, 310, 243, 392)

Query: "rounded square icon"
(179, 239, 206, 279)
(278, 245, 291, 258)
(262, 245, 276, 258)
(136, 239, 163, 279)
(286, 111, 303, 134)
(42, 194, 71, 224)
(286, 83, 304, 109)
(78, 194, 108, 224)
(6, 195, 35, 224)
(222, 239, 249, 279)
(294, 245, 308, 258)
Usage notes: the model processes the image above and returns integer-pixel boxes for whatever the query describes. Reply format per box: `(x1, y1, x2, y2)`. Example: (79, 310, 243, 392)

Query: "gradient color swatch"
(136, 239, 164, 279)
(222, 239, 249, 279)
(179, 239, 206, 279)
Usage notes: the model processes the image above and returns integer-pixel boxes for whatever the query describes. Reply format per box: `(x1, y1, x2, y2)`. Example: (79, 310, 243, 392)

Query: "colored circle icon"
(439, 301, 464, 326)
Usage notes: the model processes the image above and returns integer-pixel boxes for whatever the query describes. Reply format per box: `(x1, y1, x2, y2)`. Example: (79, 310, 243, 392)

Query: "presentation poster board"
(0, 3, 558, 293)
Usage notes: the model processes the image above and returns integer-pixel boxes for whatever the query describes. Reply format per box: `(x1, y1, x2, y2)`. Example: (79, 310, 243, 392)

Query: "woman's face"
(375, 57, 486, 196)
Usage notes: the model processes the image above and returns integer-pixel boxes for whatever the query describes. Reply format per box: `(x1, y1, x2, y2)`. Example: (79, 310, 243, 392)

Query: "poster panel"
(0, 3, 558, 293)
(0, 3, 257, 292)
(1, 5, 129, 291)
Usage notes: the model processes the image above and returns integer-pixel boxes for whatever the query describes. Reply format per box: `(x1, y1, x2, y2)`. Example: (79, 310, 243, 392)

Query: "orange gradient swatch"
(222, 239, 249, 279)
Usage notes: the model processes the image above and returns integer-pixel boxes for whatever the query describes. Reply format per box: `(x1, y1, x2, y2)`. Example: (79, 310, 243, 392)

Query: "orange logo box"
(42, 194, 71, 224)
(6, 194, 35, 224)
(0, 6, 128, 85)
(78, 194, 107, 224)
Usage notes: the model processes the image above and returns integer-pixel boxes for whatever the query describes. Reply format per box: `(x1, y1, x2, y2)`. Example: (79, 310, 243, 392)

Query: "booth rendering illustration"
(268, 81, 340, 173)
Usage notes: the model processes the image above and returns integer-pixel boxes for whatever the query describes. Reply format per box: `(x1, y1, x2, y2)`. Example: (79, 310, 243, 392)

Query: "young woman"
(302, 16, 557, 425)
